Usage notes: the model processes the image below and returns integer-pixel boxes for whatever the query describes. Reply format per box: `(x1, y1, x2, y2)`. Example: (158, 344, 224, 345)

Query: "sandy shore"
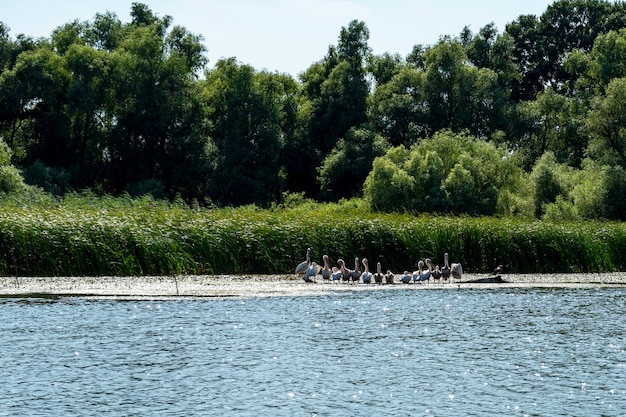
(1, 272, 625, 299)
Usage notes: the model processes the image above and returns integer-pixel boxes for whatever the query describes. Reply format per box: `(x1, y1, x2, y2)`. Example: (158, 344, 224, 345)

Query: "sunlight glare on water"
(0, 287, 625, 416)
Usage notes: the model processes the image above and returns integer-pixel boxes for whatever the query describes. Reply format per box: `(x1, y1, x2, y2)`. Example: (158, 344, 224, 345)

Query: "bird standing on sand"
(374, 262, 384, 284)
(447, 253, 463, 282)
(427, 258, 442, 281)
(413, 260, 431, 283)
(452, 263, 463, 281)
(331, 263, 342, 283)
(338, 259, 352, 283)
(385, 269, 395, 284)
(442, 253, 451, 282)
(304, 261, 321, 283)
(491, 265, 504, 276)
(321, 255, 332, 282)
(295, 247, 312, 275)
(361, 258, 372, 284)
(351, 257, 361, 284)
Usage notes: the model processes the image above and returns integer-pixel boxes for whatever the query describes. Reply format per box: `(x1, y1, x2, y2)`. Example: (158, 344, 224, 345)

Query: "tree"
(0, 47, 71, 168)
(423, 37, 507, 138)
(506, 0, 626, 100)
(586, 77, 626, 168)
(363, 130, 521, 215)
(0, 137, 27, 193)
(513, 87, 586, 170)
(367, 52, 403, 87)
(530, 152, 568, 218)
(363, 147, 415, 212)
(317, 127, 389, 200)
(297, 20, 371, 199)
(204, 59, 290, 206)
(368, 65, 429, 147)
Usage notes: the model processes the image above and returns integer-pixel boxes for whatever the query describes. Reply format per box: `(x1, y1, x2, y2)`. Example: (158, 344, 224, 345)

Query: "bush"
(363, 130, 522, 215)
(0, 165, 27, 193)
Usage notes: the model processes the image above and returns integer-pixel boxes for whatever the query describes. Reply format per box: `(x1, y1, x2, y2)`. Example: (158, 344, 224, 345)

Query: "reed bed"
(0, 195, 625, 276)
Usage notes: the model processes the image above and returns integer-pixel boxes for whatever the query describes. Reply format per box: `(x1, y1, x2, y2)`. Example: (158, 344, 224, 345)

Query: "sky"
(3, 0, 557, 77)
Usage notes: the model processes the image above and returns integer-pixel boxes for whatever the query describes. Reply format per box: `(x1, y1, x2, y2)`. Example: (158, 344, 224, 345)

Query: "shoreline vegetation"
(1, 273, 625, 299)
(1, 194, 626, 278)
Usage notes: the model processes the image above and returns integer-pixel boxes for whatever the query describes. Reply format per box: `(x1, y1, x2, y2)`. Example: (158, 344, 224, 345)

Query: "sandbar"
(0, 272, 625, 300)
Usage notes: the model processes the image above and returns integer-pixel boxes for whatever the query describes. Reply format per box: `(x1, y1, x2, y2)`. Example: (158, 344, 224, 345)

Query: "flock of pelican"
(295, 248, 463, 285)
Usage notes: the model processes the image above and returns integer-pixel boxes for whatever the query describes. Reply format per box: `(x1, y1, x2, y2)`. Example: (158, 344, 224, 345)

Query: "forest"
(3, 0, 626, 221)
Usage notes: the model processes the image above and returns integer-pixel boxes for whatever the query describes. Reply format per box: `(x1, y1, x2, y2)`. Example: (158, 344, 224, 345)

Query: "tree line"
(3, 1, 626, 220)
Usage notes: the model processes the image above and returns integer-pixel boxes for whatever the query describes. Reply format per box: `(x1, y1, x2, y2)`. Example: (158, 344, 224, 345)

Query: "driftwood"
(462, 275, 507, 284)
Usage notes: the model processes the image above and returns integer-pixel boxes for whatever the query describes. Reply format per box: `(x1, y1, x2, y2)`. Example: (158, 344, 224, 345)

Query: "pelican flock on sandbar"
(295, 248, 465, 285)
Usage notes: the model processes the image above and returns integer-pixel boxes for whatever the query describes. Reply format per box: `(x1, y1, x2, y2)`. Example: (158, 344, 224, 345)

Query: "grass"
(0, 192, 625, 276)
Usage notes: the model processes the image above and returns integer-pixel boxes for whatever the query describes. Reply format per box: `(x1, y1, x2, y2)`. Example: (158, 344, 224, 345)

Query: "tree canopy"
(3, 1, 626, 220)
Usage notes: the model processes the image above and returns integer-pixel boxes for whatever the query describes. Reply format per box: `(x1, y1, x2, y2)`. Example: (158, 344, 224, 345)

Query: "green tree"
(423, 37, 507, 138)
(368, 65, 428, 146)
(513, 87, 586, 170)
(363, 130, 521, 215)
(317, 127, 389, 200)
(529, 152, 568, 218)
(0, 137, 26, 192)
(297, 20, 371, 198)
(363, 149, 415, 212)
(586, 76, 626, 168)
(203, 59, 289, 206)
(506, 0, 626, 100)
(0, 46, 71, 168)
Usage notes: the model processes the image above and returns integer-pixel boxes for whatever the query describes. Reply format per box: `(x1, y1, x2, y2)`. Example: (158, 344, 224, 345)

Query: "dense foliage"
(3, 1, 626, 220)
(0, 193, 625, 276)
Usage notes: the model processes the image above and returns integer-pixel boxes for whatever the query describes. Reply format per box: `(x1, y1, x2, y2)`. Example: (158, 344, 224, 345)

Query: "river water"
(2, 287, 625, 416)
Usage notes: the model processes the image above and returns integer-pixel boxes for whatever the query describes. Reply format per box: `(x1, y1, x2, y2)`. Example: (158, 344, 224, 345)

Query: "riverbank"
(1, 273, 625, 299)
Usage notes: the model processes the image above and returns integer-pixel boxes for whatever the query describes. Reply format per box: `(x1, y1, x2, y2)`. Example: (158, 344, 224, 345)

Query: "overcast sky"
(3, 0, 557, 76)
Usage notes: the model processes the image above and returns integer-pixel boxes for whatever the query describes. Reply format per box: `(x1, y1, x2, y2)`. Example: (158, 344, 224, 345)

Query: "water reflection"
(0, 288, 625, 416)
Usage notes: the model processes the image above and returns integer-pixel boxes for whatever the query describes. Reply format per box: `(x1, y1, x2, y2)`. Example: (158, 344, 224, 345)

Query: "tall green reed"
(1, 194, 625, 276)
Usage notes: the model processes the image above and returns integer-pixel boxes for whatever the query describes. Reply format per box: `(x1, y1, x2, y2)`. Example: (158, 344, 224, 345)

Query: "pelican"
(451, 259, 463, 282)
(350, 257, 361, 284)
(441, 253, 451, 282)
(361, 258, 372, 284)
(331, 264, 342, 283)
(400, 271, 412, 284)
(304, 261, 321, 283)
(295, 247, 312, 274)
(413, 260, 431, 283)
(385, 269, 395, 284)
(321, 255, 332, 282)
(374, 262, 384, 284)
(338, 259, 351, 283)
(427, 258, 442, 281)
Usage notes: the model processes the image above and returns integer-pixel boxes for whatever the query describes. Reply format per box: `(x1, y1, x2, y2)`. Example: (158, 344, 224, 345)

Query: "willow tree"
(296, 20, 371, 199)
(203, 59, 294, 206)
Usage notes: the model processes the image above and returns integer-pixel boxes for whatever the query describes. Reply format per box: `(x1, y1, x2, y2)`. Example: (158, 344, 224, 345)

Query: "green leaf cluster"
(4, 2, 626, 220)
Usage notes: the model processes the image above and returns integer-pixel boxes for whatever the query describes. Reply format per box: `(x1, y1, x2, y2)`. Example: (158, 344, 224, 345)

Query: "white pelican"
(400, 271, 412, 284)
(321, 255, 332, 282)
(331, 264, 342, 283)
(451, 259, 463, 282)
(350, 257, 361, 284)
(295, 247, 311, 274)
(304, 261, 321, 283)
(413, 260, 431, 283)
(441, 253, 451, 282)
(385, 269, 395, 284)
(361, 258, 372, 284)
(443, 252, 463, 282)
(337, 259, 351, 283)
(427, 258, 442, 281)
(374, 262, 384, 284)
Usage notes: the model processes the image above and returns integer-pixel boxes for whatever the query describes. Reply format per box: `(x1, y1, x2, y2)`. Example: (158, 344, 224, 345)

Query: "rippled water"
(2, 287, 625, 416)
